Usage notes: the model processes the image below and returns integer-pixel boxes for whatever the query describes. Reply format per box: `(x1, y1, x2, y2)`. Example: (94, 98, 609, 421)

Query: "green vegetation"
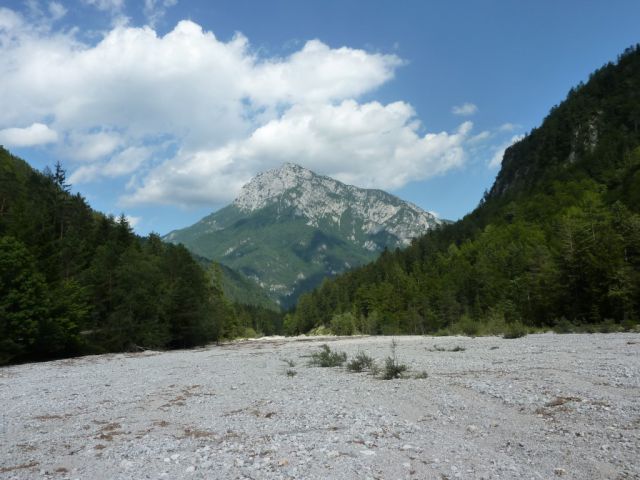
(346, 351, 376, 372)
(0, 150, 281, 364)
(381, 340, 408, 380)
(288, 45, 640, 337)
(308, 344, 347, 367)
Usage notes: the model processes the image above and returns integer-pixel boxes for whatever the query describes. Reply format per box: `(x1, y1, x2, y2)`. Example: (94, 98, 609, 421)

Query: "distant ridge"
(165, 163, 442, 307)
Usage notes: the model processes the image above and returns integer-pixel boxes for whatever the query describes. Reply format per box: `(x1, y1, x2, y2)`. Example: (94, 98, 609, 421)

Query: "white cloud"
(48, 2, 67, 21)
(452, 102, 478, 116)
(0, 9, 473, 208)
(125, 215, 141, 227)
(468, 130, 491, 144)
(124, 102, 472, 206)
(143, 0, 177, 27)
(499, 122, 520, 132)
(489, 134, 525, 168)
(70, 146, 152, 183)
(0, 122, 58, 147)
(82, 0, 125, 13)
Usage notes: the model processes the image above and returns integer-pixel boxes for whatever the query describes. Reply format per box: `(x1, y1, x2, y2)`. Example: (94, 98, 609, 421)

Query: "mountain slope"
(165, 163, 442, 307)
(286, 45, 640, 335)
(0, 149, 237, 364)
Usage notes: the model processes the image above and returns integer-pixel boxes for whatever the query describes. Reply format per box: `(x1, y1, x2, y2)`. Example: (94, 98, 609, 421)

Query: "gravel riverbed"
(1, 333, 639, 479)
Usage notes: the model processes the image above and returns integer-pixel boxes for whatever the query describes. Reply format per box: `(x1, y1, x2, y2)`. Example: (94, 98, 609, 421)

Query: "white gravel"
(1, 333, 639, 479)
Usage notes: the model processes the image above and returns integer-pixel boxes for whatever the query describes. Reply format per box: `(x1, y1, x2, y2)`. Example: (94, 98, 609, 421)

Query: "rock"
(554, 467, 566, 476)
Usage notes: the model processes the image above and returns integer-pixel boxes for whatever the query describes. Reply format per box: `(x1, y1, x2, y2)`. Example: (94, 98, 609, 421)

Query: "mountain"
(286, 45, 640, 335)
(165, 163, 443, 307)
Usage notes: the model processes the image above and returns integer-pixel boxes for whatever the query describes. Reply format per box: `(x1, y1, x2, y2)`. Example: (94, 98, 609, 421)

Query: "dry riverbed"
(1, 333, 639, 479)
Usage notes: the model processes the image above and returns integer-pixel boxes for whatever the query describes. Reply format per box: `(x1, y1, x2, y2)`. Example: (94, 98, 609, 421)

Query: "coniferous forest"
(0, 150, 280, 364)
(286, 45, 640, 336)
(2, 46, 640, 364)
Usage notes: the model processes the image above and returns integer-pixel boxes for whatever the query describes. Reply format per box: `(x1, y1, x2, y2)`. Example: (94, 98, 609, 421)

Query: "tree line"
(285, 45, 640, 336)
(0, 151, 280, 364)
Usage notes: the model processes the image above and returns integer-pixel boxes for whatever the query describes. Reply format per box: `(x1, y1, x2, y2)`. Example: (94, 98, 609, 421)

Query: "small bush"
(308, 344, 347, 367)
(381, 356, 408, 379)
(380, 339, 408, 380)
(553, 317, 574, 334)
(243, 327, 259, 338)
(282, 358, 296, 368)
(452, 314, 480, 337)
(502, 322, 528, 339)
(307, 325, 333, 336)
(346, 351, 375, 372)
(286, 369, 297, 377)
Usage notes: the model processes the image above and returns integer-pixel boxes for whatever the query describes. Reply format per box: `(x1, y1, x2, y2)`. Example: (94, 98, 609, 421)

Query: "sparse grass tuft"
(286, 369, 297, 378)
(433, 345, 466, 352)
(282, 358, 296, 368)
(413, 370, 429, 379)
(308, 344, 347, 367)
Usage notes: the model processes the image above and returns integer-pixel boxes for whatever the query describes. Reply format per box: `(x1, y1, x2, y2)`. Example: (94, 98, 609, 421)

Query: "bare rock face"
(165, 164, 442, 306)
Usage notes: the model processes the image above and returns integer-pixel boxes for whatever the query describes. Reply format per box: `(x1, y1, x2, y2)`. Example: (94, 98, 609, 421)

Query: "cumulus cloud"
(0, 8, 473, 208)
(0, 122, 58, 147)
(489, 134, 525, 168)
(452, 102, 478, 116)
(124, 102, 472, 206)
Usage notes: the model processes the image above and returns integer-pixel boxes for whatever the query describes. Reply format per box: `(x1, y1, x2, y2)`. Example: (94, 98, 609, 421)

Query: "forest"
(285, 45, 640, 337)
(2, 46, 640, 365)
(0, 151, 280, 364)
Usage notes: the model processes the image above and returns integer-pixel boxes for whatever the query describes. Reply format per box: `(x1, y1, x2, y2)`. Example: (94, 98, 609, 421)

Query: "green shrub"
(451, 314, 480, 336)
(553, 317, 574, 334)
(346, 351, 375, 372)
(330, 312, 357, 336)
(380, 339, 408, 380)
(502, 321, 528, 339)
(308, 325, 333, 336)
(308, 344, 347, 367)
(381, 356, 408, 379)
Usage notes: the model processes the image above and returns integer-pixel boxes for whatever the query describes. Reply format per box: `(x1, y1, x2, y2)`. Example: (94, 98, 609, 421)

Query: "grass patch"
(308, 344, 347, 367)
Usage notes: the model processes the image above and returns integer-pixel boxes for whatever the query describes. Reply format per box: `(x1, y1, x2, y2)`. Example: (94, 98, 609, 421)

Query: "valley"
(1, 333, 638, 479)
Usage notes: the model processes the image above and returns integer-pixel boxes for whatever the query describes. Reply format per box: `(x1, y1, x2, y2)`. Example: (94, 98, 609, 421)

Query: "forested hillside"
(0, 149, 280, 364)
(286, 45, 640, 336)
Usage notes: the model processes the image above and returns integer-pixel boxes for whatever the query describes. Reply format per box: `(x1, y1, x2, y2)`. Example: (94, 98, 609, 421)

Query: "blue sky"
(1, 1, 639, 234)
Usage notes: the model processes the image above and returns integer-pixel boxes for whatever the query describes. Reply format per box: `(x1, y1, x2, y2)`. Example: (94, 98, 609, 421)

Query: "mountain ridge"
(165, 163, 442, 306)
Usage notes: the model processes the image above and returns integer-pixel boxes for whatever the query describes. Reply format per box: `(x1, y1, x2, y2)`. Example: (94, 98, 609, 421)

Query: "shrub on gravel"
(308, 344, 347, 367)
(381, 356, 408, 380)
(502, 321, 528, 339)
(346, 351, 375, 372)
(380, 339, 408, 380)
